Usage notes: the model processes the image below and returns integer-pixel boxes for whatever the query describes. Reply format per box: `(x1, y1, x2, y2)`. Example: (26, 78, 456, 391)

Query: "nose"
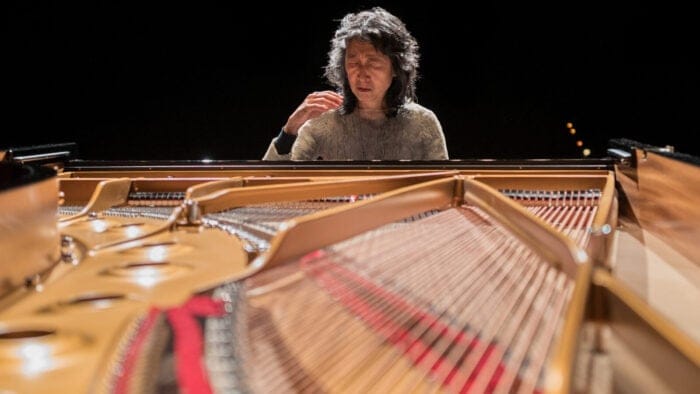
(357, 63, 371, 78)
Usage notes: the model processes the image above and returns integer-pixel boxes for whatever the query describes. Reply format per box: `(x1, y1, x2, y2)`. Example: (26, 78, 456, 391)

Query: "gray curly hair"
(324, 7, 420, 117)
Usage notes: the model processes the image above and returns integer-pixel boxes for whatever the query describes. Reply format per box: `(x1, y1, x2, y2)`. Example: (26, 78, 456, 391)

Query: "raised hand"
(282, 91, 343, 135)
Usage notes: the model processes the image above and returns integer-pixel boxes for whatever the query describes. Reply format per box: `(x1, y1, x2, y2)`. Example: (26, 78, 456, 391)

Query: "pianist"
(262, 7, 449, 161)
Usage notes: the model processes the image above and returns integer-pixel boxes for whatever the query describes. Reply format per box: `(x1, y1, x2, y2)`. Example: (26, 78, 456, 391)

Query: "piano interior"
(0, 140, 698, 393)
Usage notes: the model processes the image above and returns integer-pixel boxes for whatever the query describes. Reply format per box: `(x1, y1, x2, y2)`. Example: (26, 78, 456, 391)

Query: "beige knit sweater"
(263, 102, 448, 160)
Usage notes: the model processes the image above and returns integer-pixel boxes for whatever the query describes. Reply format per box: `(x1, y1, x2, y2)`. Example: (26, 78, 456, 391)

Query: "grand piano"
(0, 139, 698, 393)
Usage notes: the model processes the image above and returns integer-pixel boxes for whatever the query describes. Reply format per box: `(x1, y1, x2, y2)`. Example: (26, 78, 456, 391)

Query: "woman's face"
(344, 39, 394, 111)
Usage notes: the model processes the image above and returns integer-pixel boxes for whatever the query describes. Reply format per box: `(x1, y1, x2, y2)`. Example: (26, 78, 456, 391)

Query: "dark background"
(5, 3, 698, 160)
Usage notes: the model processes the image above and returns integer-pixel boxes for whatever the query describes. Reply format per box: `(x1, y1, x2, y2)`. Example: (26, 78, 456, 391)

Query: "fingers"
(305, 90, 343, 109)
(308, 90, 343, 102)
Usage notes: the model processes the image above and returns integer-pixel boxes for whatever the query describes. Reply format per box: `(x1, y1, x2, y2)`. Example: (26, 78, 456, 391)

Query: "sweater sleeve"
(425, 121, 449, 160)
(420, 109, 449, 160)
(262, 129, 298, 160)
(290, 124, 319, 160)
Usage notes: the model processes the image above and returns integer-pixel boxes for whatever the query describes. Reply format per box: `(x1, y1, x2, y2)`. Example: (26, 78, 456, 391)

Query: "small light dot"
(576, 140, 583, 147)
(583, 148, 591, 156)
(566, 122, 573, 129)
(569, 128, 576, 135)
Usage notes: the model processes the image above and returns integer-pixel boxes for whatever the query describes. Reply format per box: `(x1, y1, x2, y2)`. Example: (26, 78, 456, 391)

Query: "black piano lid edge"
(60, 158, 615, 171)
(0, 142, 79, 166)
(0, 162, 56, 191)
(4, 140, 698, 169)
(13, 139, 700, 170)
